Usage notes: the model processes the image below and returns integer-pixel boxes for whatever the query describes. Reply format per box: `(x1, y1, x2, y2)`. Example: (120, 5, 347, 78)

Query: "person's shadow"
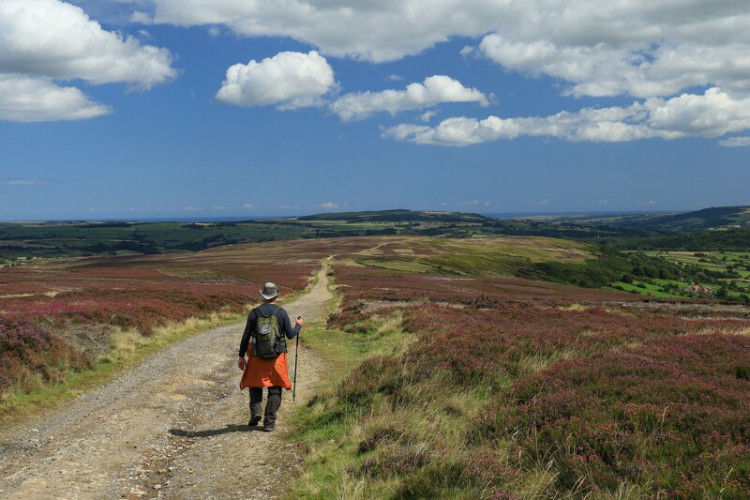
(169, 424, 258, 438)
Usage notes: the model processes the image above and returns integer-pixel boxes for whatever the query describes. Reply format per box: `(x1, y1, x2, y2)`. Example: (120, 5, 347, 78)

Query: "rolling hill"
(537, 205, 750, 232)
(297, 209, 489, 223)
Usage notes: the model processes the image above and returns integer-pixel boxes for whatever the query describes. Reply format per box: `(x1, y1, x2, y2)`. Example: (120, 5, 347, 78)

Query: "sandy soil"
(0, 263, 332, 500)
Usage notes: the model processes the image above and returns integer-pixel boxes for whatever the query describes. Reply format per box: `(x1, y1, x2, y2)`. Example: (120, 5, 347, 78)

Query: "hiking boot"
(261, 425, 275, 432)
(248, 415, 262, 427)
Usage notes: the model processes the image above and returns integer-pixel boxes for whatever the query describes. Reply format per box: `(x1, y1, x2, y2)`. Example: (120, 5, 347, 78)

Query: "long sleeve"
(238, 309, 256, 357)
(279, 308, 301, 339)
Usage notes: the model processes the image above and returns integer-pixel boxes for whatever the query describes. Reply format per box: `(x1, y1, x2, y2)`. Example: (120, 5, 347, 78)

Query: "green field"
(640, 250, 750, 301)
(605, 280, 686, 298)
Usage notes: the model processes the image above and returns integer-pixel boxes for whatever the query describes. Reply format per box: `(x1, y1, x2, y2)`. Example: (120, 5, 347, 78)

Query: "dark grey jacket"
(238, 303, 300, 358)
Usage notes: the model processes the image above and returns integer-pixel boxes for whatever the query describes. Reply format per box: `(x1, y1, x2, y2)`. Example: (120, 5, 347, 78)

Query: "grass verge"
(0, 311, 246, 427)
(285, 311, 424, 499)
(284, 296, 501, 499)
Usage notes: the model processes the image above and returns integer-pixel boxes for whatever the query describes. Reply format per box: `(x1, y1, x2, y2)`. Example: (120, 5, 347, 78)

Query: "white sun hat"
(260, 282, 279, 300)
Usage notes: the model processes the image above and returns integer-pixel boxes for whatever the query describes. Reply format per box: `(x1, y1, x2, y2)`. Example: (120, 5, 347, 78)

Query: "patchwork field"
(635, 251, 750, 300)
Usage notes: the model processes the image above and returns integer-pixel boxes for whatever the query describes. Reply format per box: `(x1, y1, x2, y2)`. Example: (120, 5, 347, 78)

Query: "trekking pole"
(293, 317, 301, 401)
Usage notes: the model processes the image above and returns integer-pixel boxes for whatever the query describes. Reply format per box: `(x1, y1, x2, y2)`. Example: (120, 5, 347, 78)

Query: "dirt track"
(0, 263, 332, 499)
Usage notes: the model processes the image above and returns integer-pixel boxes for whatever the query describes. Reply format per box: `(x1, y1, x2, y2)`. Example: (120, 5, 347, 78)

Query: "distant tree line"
(620, 229, 750, 251)
(525, 245, 733, 293)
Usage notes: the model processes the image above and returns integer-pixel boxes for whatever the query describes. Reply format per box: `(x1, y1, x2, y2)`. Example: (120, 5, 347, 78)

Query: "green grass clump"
(287, 312, 443, 499)
(355, 258, 436, 274)
(416, 237, 589, 277)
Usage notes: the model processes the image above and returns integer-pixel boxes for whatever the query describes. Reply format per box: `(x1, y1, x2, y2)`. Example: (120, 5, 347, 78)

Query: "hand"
(295, 316, 304, 327)
(237, 356, 246, 371)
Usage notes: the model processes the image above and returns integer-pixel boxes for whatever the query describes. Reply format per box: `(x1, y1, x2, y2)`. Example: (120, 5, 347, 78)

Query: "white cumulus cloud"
(216, 51, 335, 109)
(151, 0, 501, 63)
(475, 3, 750, 99)
(383, 88, 750, 146)
(0, 0, 175, 122)
(0, 75, 111, 122)
(147, 0, 750, 101)
(0, 0, 175, 87)
(132, 0, 750, 140)
(330, 75, 488, 121)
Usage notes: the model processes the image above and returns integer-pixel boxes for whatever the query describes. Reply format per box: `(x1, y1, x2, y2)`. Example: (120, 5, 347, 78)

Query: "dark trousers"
(249, 386, 282, 428)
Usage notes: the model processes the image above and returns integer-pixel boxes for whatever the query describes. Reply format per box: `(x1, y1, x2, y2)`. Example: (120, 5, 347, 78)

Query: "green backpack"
(253, 309, 283, 359)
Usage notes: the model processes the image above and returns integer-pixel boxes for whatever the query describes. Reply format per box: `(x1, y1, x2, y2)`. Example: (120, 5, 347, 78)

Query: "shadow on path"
(169, 424, 258, 438)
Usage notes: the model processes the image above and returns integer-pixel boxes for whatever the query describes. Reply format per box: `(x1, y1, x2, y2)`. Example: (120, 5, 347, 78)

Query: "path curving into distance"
(0, 261, 333, 499)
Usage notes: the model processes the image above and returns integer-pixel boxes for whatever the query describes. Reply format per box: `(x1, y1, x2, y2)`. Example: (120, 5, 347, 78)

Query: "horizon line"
(0, 207, 724, 224)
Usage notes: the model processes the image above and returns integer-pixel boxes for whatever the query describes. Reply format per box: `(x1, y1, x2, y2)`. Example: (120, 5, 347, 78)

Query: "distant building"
(683, 284, 713, 295)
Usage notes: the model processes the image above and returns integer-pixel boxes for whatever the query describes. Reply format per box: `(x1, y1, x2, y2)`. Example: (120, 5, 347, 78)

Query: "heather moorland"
(1, 233, 749, 497)
(291, 237, 750, 498)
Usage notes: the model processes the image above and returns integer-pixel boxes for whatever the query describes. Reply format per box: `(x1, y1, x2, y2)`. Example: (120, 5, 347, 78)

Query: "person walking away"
(238, 282, 303, 432)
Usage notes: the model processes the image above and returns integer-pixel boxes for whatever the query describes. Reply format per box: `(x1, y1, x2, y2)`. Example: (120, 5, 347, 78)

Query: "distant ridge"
(613, 205, 750, 232)
(297, 209, 489, 223)
(506, 205, 750, 233)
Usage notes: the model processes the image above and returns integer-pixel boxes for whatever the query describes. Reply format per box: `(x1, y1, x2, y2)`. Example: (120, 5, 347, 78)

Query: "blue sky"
(1, 0, 749, 220)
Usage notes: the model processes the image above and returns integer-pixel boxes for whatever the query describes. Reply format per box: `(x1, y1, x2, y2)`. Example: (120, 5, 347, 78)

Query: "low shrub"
(479, 334, 750, 495)
(399, 301, 738, 388)
(0, 317, 90, 396)
(337, 356, 406, 406)
(360, 448, 429, 478)
(394, 453, 519, 499)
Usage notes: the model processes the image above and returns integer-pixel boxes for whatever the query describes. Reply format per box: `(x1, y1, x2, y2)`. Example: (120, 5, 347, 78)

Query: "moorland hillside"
(293, 238, 750, 497)
(1, 234, 748, 497)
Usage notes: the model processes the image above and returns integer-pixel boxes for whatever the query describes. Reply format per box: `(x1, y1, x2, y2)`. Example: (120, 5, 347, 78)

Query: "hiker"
(238, 282, 303, 432)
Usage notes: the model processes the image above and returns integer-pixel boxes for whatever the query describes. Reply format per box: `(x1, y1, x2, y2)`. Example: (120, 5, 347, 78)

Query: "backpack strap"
(256, 303, 280, 316)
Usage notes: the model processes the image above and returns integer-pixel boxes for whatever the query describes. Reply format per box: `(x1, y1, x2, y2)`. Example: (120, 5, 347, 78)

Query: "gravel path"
(0, 262, 332, 499)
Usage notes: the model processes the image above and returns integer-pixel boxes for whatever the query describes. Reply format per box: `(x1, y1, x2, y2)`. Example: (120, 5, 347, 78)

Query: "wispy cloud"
(420, 110, 438, 122)
(1, 178, 51, 186)
(719, 136, 750, 148)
